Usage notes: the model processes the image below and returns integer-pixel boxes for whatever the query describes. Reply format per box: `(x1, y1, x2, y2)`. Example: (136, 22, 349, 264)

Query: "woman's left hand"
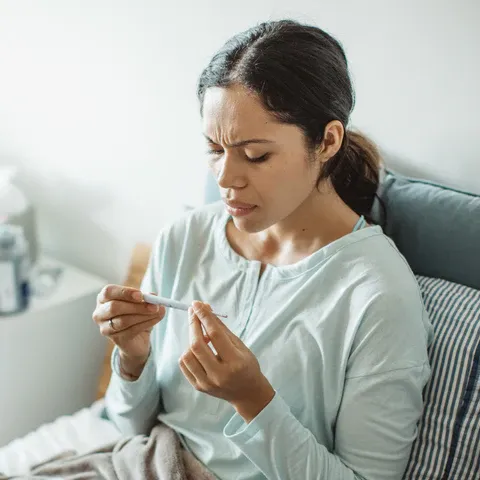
(179, 301, 275, 422)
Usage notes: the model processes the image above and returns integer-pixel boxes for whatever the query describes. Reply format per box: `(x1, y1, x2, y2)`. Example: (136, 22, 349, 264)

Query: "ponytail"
(317, 130, 382, 222)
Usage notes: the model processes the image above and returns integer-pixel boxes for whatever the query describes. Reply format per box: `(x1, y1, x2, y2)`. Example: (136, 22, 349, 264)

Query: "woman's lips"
(224, 201, 257, 217)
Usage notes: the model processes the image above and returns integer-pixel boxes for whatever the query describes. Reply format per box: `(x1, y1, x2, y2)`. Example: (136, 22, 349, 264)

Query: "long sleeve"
(224, 364, 429, 479)
(104, 231, 173, 436)
(224, 391, 361, 479)
(223, 292, 433, 479)
(104, 345, 159, 436)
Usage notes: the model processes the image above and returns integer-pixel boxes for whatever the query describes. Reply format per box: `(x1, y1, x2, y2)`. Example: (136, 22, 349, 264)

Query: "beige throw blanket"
(0, 423, 216, 480)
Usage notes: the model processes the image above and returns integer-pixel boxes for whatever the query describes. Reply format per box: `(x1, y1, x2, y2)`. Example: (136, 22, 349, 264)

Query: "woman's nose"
(216, 155, 245, 190)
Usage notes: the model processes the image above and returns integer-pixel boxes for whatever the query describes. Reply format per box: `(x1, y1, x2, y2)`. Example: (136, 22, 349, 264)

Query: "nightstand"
(0, 256, 107, 446)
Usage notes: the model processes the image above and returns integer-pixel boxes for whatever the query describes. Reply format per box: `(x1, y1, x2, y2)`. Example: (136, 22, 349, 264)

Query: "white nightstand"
(0, 256, 108, 447)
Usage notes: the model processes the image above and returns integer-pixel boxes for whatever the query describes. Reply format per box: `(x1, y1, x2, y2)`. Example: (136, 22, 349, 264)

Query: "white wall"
(0, 0, 479, 282)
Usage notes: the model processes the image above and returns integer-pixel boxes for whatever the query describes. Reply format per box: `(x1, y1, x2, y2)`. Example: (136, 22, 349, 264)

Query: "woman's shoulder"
(153, 201, 226, 247)
(342, 227, 420, 291)
(337, 230, 433, 375)
(335, 227, 426, 319)
(369, 232, 421, 294)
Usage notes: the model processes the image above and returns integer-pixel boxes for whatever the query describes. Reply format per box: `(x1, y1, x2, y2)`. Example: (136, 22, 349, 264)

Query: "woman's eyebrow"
(203, 135, 274, 148)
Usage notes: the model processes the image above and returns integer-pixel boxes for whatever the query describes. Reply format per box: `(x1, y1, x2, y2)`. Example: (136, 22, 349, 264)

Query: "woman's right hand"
(92, 284, 166, 378)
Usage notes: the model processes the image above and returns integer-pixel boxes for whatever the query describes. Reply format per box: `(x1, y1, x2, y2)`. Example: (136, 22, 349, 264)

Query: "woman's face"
(202, 84, 322, 233)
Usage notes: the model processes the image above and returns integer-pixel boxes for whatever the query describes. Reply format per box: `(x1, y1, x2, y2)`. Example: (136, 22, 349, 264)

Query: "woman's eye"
(247, 153, 270, 163)
(206, 149, 270, 163)
(207, 149, 223, 156)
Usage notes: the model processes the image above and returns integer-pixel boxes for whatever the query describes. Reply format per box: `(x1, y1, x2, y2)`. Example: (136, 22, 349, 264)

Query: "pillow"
(371, 170, 480, 290)
(403, 276, 480, 479)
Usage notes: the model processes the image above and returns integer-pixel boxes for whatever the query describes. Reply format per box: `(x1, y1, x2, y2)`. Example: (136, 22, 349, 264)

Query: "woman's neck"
(227, 183, 361, 267)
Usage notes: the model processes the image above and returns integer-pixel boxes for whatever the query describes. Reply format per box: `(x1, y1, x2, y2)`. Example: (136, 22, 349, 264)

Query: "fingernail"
(132, 291, 142, 301)
(148, 304, 159, 312)
(192, 301, 202, 312)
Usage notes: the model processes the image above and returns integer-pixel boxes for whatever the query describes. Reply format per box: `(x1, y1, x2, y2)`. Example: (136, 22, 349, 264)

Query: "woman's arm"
(223, 293, 433, 479)
(104, 343, 160, 436)
(223, 364, 429, 479)
(105, 232, 172, 436)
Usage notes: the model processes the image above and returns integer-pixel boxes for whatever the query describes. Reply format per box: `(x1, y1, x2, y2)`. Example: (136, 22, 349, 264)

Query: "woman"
(96, 19, 433, 479)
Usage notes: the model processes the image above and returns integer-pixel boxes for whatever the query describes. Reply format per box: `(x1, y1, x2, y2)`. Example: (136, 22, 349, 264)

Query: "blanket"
(0, 423, 216, 480)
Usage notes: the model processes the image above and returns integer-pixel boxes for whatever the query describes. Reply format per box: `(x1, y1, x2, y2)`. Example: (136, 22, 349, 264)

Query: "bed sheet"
(0, 400, 121, 476)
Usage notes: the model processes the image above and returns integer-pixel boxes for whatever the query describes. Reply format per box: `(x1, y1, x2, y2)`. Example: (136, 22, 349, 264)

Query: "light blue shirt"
(105, 202, 433, 480)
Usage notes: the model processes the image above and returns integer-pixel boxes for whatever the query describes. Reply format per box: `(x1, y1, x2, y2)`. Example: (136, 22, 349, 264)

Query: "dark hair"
(197, 19, 384, 222)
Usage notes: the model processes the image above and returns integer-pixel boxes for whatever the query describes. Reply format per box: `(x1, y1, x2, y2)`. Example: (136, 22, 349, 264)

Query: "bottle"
(0, 224, 31, 315)
(0, 166, 38, 266)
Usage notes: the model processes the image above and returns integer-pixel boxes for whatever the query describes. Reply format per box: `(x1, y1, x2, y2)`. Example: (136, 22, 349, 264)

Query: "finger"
(93, 300, 162, 324)
(97, 284, 144, 304)
(179, 358, 197, 387)
(99, 312, 163, 335)
(221, 324, 242, 346)
(198, 303, 240, 346)
(93, 300, 164, 324)
(104, 314, 161, 338)
(192, 301, 234, 361)
(180, 350, 208, 383)
(188, 308, 219, 372)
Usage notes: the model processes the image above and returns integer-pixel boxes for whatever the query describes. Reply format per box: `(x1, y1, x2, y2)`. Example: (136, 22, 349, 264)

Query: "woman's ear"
(317, 120, 344, 163)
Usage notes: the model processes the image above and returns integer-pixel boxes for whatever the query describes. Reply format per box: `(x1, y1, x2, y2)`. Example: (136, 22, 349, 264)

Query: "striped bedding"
(404, 276, 480, 479)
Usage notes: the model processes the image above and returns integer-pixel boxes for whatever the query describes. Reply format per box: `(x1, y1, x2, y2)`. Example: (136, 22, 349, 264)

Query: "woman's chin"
(231, 212, 268, 234)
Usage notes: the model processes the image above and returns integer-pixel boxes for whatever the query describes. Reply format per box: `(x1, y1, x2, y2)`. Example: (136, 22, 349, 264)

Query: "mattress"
(0, 400, 121, 476)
